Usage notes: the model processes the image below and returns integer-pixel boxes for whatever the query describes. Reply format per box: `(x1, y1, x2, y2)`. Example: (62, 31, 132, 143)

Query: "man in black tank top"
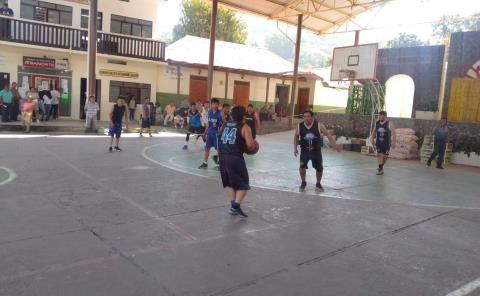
(371, 111, 396, 175)
(219, 106, 256, 217)
(294, 110, 341, 192)
(108, 98, 129, 152)
(245, 104, 260, 139)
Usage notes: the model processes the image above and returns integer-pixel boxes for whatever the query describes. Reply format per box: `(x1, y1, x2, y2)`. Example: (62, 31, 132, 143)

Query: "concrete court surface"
(0, 131, 479, 296)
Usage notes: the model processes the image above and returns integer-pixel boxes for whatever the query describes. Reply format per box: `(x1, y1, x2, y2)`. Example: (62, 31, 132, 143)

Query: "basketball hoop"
(339, 69, 356, 81)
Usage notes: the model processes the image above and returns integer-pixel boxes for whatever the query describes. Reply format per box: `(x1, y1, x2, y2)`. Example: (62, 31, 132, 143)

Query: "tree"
(172, 0, 247, 44)
(385, 33, 427, 48)
(265, 34, 294, 61)
(433, 13, 480, 40)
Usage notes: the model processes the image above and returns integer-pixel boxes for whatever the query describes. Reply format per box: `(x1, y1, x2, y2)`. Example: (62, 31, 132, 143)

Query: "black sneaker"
(299, 181, 307, 191)
(436, 166, 444, 169)
(108, 147, 113, 153)
(182, 145, 188, 150)
(316, 183, 324, 192)
(114, 146, 122, 152)
(234, 207, 248, 218)
(426, 161, 431, 167)
(198, 163, 208, 169)
(213, 155, 219, 164)
(376, 168, 384, 175)
(229, 207, 238, 215)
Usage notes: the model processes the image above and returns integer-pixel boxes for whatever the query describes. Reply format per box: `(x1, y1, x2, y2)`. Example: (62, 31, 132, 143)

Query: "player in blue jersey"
(199, 98, 223, 169)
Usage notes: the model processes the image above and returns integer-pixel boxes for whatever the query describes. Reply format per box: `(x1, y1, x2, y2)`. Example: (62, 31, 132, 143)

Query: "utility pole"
(87, 0, 98, 97)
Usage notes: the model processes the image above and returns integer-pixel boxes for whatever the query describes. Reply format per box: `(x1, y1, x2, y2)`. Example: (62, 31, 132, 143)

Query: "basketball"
(245, 140, 260, 155)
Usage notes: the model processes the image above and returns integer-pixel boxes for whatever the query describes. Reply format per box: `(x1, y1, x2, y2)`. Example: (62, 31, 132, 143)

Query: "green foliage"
(453, 133, 480, 157)
(265, 34, 294, 61)
(172, 0, 247, 44)
(433, 13, 480, 40)
(385, 33, 428, 48)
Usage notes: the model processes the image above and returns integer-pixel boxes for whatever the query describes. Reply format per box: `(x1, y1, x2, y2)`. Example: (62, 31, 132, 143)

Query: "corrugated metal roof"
(209, 0, 394, 34)
(166, 35, 308, 75)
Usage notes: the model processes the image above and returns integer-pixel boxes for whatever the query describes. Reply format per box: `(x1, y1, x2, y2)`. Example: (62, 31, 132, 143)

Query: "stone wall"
(376, 46, 445, 113)
(315, 113, 480, 140)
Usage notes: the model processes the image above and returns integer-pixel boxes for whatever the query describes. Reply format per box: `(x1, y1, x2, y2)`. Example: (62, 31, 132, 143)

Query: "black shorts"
(219, 155, 250, 191)
(300, 150, 323, 171)
(188, 126, 204, 134)
(376, 142, 390, 155)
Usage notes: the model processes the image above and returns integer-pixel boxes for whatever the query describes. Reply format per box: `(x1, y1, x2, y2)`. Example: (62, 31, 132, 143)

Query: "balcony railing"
(0, 16, 165, 61)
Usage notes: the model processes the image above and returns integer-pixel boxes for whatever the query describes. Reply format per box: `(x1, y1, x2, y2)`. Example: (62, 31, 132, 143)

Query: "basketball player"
(183, 103, 204, 150)
(245, 104, 260, 139)
(199, 98, 223, 168)
(371, 111, 396, 175)
(219, 106, 256, 217)
(294, 110, 340, 192)
(108, 98, 128, 152)
(221, 103, 231, 123)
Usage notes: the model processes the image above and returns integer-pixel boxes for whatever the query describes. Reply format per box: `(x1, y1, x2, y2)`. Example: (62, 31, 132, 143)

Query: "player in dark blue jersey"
(219, 106, 256, 217)
(371, 111, 396, 175)
(199, 98, 223, 169)
(183, 103, 205, 150)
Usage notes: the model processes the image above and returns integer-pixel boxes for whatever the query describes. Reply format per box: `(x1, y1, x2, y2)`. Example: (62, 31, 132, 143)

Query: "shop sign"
(55, 60, 69, 70)
(99, 69, 139, 79)
(23, 56, 55, 69)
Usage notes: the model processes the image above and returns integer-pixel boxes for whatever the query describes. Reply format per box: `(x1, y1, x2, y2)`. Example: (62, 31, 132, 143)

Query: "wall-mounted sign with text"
(99, 69, 139, 79)
(23, 56, 55, 69)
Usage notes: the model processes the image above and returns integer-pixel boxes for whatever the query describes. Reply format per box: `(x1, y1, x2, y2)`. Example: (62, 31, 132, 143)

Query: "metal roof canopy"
(204, 0, 392, 128)
(213, 0, 394, 34)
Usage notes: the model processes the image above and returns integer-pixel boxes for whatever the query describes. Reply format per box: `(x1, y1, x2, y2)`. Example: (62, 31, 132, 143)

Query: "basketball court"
(0, 133, 479, 296)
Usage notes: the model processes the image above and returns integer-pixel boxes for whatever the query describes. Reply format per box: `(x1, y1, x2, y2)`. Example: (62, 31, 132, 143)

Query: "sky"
(156, 0, 480, 44)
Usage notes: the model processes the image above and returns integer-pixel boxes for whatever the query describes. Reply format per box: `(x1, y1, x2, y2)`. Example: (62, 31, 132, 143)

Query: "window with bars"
(110, 14, 152, 38)
(20, 0, 72, 26)
(80, 9, 103, 31)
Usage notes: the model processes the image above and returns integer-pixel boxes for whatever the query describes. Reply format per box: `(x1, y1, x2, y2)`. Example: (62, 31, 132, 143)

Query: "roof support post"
(265, 76, 270, 105)
(224, 71, 229, 103)
(176, 64, 181, 103)
(288, 14, 303, 129)
(207, 0, 218, 101)
(87, 0, 98, 97)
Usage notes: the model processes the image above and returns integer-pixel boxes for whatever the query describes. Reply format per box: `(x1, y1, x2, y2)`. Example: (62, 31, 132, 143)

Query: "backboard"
(330, 44, 378, 81)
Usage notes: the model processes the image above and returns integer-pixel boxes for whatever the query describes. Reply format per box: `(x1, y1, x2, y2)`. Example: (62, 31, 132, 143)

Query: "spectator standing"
(149, 101, 156, 126)
(163, 103, 176, 126)
(37, 89, 49, 121)
(128, 97, 136, 121)
(50, 88, 60, 119)
(10, 82, 20, 121)
(245, 104, 260, 139)
(42, 92, 52, 121)
(84, 95, 99, 133)
(21, 96, 35, 133)
(140, 98, 153, 137)
(0, 84, 13, 122)
(155, 103, 162, 124)
(427, 118, 450, 169)
(27, 87, 40, 123)
(0, 2, 13, 39)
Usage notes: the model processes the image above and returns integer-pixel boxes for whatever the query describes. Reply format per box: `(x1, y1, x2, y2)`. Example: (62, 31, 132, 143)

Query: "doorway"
(80, 78, 102, 119)
(0, 73, 9, 88)
(275, 85, 289, 117)
(189, 75, 207, 103)
(233, 81, 250, 107)
(32, 74, 59, 91)
(296, 88, 310, 115)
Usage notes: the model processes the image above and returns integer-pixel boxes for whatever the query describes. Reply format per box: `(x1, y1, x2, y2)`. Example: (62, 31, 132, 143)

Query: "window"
(20, 0, 72, 26)
(109, 81, 151, 104)
(110, 14, 152, 38)
(80, 9, 103, 31)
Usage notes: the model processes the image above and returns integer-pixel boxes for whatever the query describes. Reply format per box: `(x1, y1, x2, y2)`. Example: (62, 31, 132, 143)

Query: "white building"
(0, 0, 335, 121)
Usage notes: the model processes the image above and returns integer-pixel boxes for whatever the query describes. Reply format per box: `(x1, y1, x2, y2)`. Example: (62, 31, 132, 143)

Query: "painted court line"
(43, 148, 197, 242)
(446, 278, 480, 296)
(142, 143, 480, 211)
(0, 167, 16, 186)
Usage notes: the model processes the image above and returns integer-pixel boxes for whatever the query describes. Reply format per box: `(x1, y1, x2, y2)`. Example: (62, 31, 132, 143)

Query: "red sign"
(23, 56, 56, 69)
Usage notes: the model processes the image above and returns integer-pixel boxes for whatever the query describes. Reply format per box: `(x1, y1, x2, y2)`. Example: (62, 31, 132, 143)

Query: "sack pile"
(389, 128, 419, 160)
